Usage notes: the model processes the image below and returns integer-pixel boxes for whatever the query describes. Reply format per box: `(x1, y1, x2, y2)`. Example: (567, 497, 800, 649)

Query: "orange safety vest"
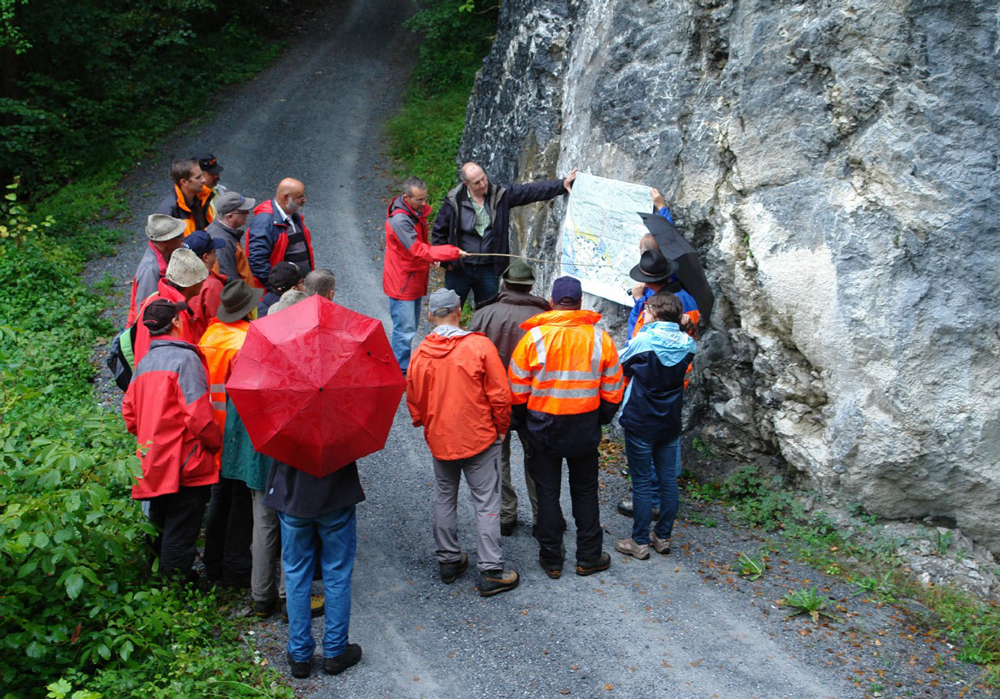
(198, 320, 250, 444)
(508, 310, 624, 415)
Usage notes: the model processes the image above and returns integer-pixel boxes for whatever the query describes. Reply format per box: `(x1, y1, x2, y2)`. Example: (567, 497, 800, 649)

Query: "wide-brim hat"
(165, 248, 209, 287)
(217, 280, 263, 323)
(146, 213, 186, 242)
(501, 259, 536, 284)
(629, 249, 678, 284)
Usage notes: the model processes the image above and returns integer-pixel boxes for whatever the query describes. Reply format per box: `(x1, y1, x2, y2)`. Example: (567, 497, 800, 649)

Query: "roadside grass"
(680, 448, 1000, 686)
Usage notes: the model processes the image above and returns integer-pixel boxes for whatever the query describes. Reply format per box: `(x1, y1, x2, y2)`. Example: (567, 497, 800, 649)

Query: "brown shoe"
(478, 569, 520, 597)
(650, 533, 671, 555)
(615, 538, 650, 560)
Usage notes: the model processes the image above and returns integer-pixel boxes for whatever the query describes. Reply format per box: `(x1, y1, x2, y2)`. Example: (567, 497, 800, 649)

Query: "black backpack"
(106, 323, 138, 391)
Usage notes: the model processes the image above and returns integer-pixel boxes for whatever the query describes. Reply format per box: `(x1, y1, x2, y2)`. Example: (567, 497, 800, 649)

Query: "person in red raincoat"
(383, 176, 463, 373)
(183, 229, 227, 322)
(123, 299, 222, 582)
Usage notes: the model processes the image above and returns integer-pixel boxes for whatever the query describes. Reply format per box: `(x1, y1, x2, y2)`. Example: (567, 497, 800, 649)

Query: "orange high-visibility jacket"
(508, 310, 624, 415)
(198, 320, 250, 441)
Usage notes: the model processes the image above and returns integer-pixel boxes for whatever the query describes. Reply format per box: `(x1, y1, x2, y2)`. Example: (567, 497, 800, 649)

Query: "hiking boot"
(650, 532, 671, 555)
(576, 552, 611, 576)
(617, 497, 660, 520)
(615, 538, 650, 560)
(252, 596, 278, 619)
(500, 519, 516, 537)
(539, 557, 562, 579)
(286, 652, 311, 679)
(439, 553, 468, 584)
(280, 594, 324, 622)
(323, 643, 362, 675)
(478, 569, 520, 597)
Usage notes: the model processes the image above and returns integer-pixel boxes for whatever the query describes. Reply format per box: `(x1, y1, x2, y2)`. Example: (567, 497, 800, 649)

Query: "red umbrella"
(227, 295, 405, 477)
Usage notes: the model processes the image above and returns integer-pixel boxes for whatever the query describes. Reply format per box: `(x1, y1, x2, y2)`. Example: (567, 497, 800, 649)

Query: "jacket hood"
(420, 326, 475, 357)
(387, 195, 431, 221)
(520, 309, 602, 331)
(622, 321, 696, 366)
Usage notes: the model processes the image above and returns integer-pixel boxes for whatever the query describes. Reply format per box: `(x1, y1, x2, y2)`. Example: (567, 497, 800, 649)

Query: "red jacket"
(122, 339, 221, 499)
(383, 196, 461, 300)
(406, 327, 511, 460)
(132, 280, 205, 370)
(245, 199, 315, 289)
(190, 270, 226, 328)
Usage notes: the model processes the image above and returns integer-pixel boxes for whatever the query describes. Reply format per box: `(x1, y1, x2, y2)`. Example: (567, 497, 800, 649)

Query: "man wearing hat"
(156, 158, 215, 236)
(383, 176, 464, 374)
(406, 288, 520, 598)
(468, 259, 550, 535)
(199, 281, 263, 588)
(184, 229, 228, 322)
(508, 276, 624, 578)
(196, 153, 227, 217)
(127, 214, 187, 326)
(132, 248, 210, 369)
(123, 299, 222, 582)
(258, 261, 305, 317)
(207, 190, 257, 287)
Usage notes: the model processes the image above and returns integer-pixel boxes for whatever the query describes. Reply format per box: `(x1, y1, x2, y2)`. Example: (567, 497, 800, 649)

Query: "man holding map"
(432, 162, 577, 309)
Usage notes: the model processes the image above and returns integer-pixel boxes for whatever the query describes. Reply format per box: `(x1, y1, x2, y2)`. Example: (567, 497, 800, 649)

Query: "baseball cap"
(268, 261, 304, 294)
(143, 299, 188, 334)
(196, 153, 223, 175)
(428, 288, 461, 316)
(182, 230, 226, 258)
(551, 276, 582, 305)
(216, 191, 256, 216)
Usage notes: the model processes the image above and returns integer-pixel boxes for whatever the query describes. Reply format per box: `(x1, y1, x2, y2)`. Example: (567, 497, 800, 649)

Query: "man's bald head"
(276, 178, 306, 214)
(460, 162, 489, 199)
(639, 233, 659, 253)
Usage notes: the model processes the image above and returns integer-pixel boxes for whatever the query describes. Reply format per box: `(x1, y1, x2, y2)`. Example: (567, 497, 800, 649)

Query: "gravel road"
(86, 1, 993, 697)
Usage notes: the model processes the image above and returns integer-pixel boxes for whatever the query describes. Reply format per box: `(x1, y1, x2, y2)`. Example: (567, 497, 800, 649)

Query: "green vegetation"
(0, 2, 302, 695)
(386, 0, 500, 212)
(682, 460, 1000, 685)
(779, 586, 838, 623)
(736, 551, 767, 581)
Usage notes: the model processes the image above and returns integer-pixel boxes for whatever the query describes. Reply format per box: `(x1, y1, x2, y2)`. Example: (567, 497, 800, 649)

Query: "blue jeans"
(388, 297, 422, 374)
(445, 264, 498, 309)
(624, 432, 680, 544)
(279, 507, 357, 661)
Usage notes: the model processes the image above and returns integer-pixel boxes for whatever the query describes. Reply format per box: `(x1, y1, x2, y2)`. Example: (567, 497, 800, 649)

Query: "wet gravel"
(84, 0, 995, 696)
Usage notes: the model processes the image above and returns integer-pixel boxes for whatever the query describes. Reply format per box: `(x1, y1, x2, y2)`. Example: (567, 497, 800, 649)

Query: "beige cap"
(146, 213, 187, 242)
(165, 248, 209, 287)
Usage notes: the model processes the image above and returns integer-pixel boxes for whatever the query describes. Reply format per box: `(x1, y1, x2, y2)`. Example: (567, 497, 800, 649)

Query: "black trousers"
(203, 477, 253, 583)
(147, 485, 212, 581)
(524, 445, 602, 566)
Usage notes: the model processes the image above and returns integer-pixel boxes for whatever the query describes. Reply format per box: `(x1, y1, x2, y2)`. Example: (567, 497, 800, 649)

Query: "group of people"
(120, 154, 699, 680)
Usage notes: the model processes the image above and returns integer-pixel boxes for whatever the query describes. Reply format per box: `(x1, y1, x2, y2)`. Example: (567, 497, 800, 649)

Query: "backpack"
(106, 323, 138, 391)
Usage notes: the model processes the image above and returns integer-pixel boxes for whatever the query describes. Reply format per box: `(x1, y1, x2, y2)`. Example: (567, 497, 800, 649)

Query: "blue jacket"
(618, 321, 695, 441)
(245, 200, 314, 287)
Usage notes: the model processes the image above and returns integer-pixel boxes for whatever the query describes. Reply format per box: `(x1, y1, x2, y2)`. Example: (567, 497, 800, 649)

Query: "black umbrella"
(639, 213, 714, 324)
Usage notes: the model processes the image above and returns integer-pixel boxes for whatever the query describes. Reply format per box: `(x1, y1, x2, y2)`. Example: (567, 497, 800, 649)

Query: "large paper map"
(560, 173, 652, 305)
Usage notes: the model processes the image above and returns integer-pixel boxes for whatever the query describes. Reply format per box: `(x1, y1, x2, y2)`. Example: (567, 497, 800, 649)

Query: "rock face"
(459, 0, 1000, 553)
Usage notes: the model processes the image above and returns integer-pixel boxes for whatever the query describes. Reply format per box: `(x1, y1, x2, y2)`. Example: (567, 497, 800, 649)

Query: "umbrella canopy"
(640, 213, 715, 323)
(227, 295, 405, 478)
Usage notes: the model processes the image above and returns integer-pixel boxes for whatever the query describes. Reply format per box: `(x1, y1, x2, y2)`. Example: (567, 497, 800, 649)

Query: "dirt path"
(88, 1, 992, 696)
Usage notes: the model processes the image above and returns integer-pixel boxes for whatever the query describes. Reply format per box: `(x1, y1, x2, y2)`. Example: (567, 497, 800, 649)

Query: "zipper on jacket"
(399, 272, 414, 294)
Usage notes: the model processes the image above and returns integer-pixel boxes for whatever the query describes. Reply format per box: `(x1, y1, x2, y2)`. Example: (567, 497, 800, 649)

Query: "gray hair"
(270, 290, 308, 314)
(402, 176, 426, 197)
(304, 268, 336, 298)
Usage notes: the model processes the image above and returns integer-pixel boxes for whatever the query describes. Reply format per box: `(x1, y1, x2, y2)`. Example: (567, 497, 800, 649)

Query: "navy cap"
(196, 153, 223, 174)
(182, 229, 226, 258)
(551, 276, 583, 305)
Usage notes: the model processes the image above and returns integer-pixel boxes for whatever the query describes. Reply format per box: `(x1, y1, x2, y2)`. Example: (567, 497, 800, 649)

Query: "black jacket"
(431, 179, 566, 276)
(263, 459, 365, 519)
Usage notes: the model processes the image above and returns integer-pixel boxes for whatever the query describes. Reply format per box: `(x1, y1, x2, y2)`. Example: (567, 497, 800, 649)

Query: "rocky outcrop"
(459, 0, 1000, 553)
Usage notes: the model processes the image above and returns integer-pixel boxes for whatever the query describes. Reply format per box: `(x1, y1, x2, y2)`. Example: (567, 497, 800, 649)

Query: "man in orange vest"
(508, 276, 624, 579)
(199, 281, 262, 587)
(156, 158, 215, 236)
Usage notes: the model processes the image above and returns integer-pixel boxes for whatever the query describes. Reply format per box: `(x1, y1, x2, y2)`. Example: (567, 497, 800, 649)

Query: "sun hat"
(629, 249, 678, 284)
(217, 280, 263, 323)
(501, 259, 536, 285)
(165, 248, 209, 287)
(146, 214, 186, 242)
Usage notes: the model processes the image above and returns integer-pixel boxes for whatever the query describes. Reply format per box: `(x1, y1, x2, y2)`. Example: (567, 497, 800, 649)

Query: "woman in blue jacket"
(615, 292, 696, 560)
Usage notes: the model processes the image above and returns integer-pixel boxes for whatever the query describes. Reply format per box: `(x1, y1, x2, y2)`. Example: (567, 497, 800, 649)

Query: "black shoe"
(478, 569, 520, 597)
(286, 652, 311, 679)
(576, 552, 611, 576)
(500, 520, 516, 536)
(439, 553, 468, 584)
(252, 596, 277, 619)
(539, 557, 562, 579)
(323, 643, 362, 675)
(617, 497, 633, 517)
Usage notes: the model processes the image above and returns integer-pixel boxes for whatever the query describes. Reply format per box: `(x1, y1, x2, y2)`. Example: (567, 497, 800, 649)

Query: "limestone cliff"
(458, 0, 1000, 553)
